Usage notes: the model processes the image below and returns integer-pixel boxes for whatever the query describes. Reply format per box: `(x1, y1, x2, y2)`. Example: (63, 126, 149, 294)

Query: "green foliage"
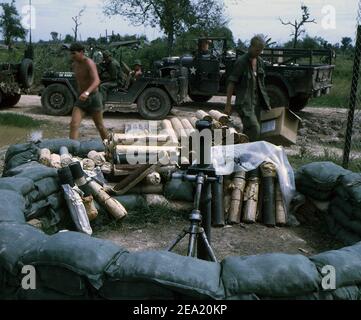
(0, 113, 44, 128)
(0, 0, 27, 47)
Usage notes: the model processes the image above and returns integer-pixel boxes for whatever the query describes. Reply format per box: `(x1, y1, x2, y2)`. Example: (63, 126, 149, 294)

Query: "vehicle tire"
(137, 87, 172, 120)
(41, 84, 74, 116)
(289, 94, 310, 112)
(0, 90, 4, 108)
(19, 58, 34, 89)
(189, 94, 213, 103)
(2, 93, 21, 107)
(266, 84, 289, 108)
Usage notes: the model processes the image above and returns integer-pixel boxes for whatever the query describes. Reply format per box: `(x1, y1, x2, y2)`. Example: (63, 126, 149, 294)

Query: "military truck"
(170, 37, 335, 111)
(0, 46, 34, 108)
(40, 42, 188, 120)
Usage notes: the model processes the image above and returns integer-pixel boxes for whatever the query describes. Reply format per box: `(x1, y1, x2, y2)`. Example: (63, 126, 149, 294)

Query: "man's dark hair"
(69, 42, 85, 52)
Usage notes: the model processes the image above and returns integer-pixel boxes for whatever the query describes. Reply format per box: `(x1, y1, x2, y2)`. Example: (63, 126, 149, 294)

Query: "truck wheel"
(266, 84, 289, 108)
(19, 58, 34, 89)
(2, 93, 21, 107)
(137, 87, 171, 120)
(189, 94, 213, 103)
(290, 94, 310, 112)
(41, 84, 74, 116)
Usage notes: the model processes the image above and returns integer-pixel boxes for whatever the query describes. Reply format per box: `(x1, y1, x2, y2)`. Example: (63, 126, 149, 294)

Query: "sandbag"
(221, 253, 321, 298)
(33, 177, 61, 201)
(112, 195, 147, 211)
(164, 177, 194, 202)
(330, 197, 354, 219)
(20, 231, 126, 291)
(4, 146, 40, 173)
(296, 184, 333, 201)
(5, 162, 57, 180)
(18, 284, 89, 300)
(78, 139, 105, 157)
(330, 205, 361, 236)
(0, 222, 48, 275)
(310, 242, 361, 288)
(38, 138, 80, 155)
(5, 142, 38, 163)
(338, 173, 361, 206)
(103, 250, 224, 300)
(0, 177, 34, 195)
(0, 190, 26, 223)
(296, 162, 349, 190)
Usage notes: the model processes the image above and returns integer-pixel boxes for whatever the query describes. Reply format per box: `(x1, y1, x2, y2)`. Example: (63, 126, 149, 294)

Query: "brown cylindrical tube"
(50, 153, 61, 169)
(82, 158, 95, 171)
(115, 145, 178, 154)
(228, 170, 246, 224)
(242, 169, 260, 224)
(88, 150, 106, 166)
(181, 118, 195, 137)
(128, 184, 164, 194)
(161, 119, 179, 146)
(82, 195, 98, 221)
(195, 110, 212, 122)
(39, 148, 51, 167)
(170, 117, 186, 141)
(188, 116, 199, 128)
(145, 171, 162, 185)
(209, 110, 230, 125)
(88, 180, 127, 220)
(275, 180, 287, 226)
(225, 128, 250, 145)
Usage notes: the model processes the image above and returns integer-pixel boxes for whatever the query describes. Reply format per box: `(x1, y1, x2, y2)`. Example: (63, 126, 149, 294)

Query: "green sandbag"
(335, 228, 361, 246)
(4, 146, 40, 173)
(0, 190, 26, 223)
(296, 162, 349, 190)
(296, 184, 333, 201)
(112, 195, 146, 211)
(5, 162, 57, 180)
(0, 177, 34, 195)
(38, 138, 80, 155)
(0, 222, 48, 275)
(77, 138, 105, 157)
(18, 284, 89, 300)
(330, 205, 361, 236)
(338, 173, 361, 206)
(5, 142, 38, 163)
(33, 177, 61, 201)
(330, 197, 354, 218)
(103, 250, 225, 300)
(221, 253, 321, 298)
(330, 286, 361, 300)
(164, 177, 194, 202)
(20, 231, 127, 292)
(310, 242, 361, 288)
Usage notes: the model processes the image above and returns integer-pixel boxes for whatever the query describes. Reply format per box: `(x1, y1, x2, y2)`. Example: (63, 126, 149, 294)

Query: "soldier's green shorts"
(75, 91, 103, 113)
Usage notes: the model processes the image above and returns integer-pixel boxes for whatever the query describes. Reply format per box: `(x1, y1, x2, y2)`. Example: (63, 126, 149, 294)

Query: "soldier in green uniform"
(224, 35, 271, 142)
(99, 50, 126, 102)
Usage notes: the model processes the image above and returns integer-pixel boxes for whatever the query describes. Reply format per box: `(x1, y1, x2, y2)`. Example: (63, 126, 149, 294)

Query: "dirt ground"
(0, 95, 348, 258)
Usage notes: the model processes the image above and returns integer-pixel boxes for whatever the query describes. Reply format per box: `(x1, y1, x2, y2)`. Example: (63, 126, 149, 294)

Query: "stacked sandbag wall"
(295, 161, 361, 245)
(1, 142, 361, 299)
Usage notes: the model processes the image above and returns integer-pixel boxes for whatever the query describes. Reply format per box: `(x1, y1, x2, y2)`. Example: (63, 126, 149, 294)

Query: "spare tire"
(19, 58, 34, 89)
(266, 84, 289, 108)
(189, 94, 213, 103)
(41, 83, 74, 116)
(2, 93, 21, 107)
(137, 87, 171, 120)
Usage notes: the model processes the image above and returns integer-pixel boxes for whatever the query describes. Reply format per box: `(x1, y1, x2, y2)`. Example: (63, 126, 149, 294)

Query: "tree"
(103, 0, 227, 55)
(64, 34, 74, 43)
(72, 6, 86, 42)
(50, 31, 59, 42)
(0, 0, 27, 48)
(341, 37, 353, 51)
(279, 5, 316, 48)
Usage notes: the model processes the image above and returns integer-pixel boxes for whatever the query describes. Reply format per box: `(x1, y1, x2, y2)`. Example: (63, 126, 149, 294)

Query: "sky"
(8, 0, 360, 45)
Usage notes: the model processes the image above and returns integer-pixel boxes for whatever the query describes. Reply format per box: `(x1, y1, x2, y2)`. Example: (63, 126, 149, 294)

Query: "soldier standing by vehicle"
(99, 50, 126, 101)
(224, 35, 271, 141)
(69, 42, 108, 140)
(128, 59, 143, 86)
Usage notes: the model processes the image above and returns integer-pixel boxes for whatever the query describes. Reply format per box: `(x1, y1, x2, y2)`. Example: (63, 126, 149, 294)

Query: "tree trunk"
(167, 29, 174, 56)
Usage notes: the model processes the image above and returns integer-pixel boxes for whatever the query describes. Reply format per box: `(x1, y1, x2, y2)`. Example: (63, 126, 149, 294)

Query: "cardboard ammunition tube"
(39, 148, 51, 167)
(275, 180, 287, 226)
(242, 169, 260, 224)
(228, 170, 246, 224)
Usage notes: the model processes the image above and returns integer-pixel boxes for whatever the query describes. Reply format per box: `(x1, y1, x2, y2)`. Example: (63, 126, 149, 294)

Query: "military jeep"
(0, 48, 34, 108)
(40, 46, 188, 120)
(168, 37, 335, 111)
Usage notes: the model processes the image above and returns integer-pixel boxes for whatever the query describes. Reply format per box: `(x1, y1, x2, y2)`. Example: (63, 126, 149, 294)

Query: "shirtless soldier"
(69, 42, 108, 140)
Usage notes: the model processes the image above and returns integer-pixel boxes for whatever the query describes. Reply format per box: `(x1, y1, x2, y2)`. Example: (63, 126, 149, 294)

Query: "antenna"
(29, 0, 32, 44)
